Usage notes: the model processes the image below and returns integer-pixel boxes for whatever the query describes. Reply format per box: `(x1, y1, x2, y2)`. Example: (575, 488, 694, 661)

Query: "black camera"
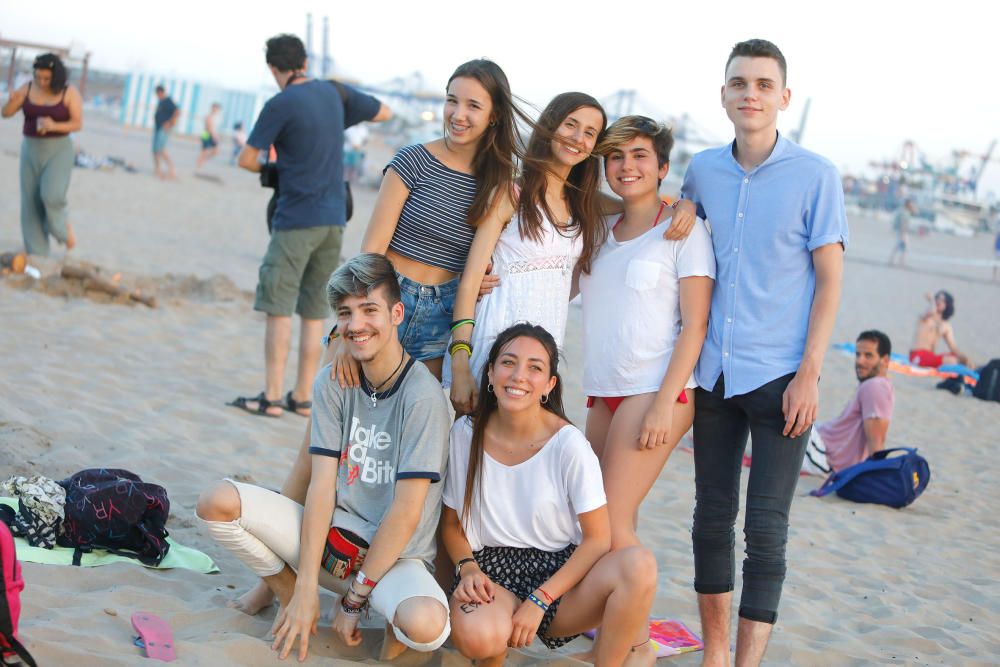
(260, 163, 279, 189)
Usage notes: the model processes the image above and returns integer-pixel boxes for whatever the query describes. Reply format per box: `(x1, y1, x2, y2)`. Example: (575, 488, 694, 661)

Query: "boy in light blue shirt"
(681, 39, 848, 666)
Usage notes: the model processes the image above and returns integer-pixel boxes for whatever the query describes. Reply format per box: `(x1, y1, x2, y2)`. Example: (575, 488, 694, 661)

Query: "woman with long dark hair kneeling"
(441, 323, 658, 666)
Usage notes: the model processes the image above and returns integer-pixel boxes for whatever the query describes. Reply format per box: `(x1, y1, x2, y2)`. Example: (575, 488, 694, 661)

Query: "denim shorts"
(396, 273, 458, 361)
(152, 128, 170, 154)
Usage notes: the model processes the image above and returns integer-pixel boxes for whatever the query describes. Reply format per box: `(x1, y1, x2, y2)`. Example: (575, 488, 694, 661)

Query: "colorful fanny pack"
(321, 527, 369, 579)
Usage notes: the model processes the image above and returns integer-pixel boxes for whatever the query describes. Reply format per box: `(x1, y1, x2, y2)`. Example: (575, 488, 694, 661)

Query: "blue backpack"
(810, 448, 930, 509)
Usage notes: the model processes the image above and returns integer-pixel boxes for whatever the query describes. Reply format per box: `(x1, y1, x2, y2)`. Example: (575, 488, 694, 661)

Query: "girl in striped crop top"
(331, 59, 528, 384)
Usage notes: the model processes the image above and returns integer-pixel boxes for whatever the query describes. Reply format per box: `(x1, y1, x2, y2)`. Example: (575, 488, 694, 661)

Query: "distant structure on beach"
(844, 139, 1000, 235)
(119, 73, 264, 140)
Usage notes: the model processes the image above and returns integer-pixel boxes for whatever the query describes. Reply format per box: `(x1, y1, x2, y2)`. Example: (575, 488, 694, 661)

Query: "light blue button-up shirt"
(681, 134, 848, 398)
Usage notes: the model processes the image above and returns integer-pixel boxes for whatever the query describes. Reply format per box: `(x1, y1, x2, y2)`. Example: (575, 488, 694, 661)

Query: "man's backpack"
(57, 469, 171, 566)
(972, 359, 1000, 403)
(0, 519, 37, 666)
(810, 447, 930, 509)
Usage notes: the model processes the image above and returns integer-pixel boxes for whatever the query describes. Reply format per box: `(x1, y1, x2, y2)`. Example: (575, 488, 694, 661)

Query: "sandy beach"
(2, 110, 999, 666)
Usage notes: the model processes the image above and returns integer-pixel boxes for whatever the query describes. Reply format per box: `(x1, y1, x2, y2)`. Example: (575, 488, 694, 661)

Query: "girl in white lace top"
(444, 92, 609, 414)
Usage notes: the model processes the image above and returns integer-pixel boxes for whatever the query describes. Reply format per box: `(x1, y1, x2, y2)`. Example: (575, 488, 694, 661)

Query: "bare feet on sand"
(379, 623, 408, 661)
(227, 579, 275, 616)
(623, 640, 656, 667)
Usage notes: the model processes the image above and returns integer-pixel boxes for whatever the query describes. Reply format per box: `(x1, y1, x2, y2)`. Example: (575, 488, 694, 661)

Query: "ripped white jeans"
(198, 480, 450, 651)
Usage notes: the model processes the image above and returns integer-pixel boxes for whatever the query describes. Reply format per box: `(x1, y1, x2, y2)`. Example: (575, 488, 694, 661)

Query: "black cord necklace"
(363, 351, 407, 408)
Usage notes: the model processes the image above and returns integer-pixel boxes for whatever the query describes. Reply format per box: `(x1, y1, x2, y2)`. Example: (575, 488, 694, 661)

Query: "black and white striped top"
(385, 144, 478, 273)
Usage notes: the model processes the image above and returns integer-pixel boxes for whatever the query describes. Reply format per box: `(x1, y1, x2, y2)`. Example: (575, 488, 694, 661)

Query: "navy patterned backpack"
(57, 469, 171, 566)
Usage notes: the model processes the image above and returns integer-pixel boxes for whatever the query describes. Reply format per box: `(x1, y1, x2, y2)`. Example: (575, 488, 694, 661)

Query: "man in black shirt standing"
(152, 85, 179, 180)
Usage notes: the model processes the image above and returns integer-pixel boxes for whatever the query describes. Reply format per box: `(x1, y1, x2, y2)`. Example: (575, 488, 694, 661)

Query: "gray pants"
(20, 136, 74, 256)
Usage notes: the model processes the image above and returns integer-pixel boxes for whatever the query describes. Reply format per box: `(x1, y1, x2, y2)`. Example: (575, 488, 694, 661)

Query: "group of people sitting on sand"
(197, 37, 853, 667)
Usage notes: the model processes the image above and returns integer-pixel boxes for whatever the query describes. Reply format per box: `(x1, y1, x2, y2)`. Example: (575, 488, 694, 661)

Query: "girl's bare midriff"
(386, 248, 458, 286)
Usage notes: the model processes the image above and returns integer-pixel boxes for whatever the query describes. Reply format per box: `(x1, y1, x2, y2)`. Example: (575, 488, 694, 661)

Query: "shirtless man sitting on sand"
(909, 290, 970, 368)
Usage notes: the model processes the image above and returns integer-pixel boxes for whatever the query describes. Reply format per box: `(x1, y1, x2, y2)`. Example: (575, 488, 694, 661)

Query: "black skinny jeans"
(691, 372, 809, 624)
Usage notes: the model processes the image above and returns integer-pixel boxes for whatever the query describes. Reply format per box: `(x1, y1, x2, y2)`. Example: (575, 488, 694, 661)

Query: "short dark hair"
(155, 84, 165, 94)
(265, 34, 307, 72)
(936, 290, 955, 320)
(857, 330, 891, 358)
(33, 53, 68, 92)
(326, 252, 401, 309)
(726, 39, 787, 85)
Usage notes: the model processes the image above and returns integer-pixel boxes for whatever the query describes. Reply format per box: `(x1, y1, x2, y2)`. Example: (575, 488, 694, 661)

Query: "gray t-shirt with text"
(309, 358, 450, 567)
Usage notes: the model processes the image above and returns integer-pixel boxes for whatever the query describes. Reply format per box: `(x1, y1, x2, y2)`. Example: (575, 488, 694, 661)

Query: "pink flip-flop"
(131, 612, 177, 662)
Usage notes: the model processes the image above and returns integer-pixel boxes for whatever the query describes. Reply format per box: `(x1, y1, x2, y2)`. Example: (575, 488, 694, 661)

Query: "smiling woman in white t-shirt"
(580, 116, 716, 551)
(441, 323, 659, 666)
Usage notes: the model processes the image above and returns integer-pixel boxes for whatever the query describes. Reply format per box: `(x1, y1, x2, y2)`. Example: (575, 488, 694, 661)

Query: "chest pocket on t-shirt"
(625, 259, 661, 291)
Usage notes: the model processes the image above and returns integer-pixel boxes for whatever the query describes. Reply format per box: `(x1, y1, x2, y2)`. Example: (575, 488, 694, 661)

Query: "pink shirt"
(817, 376, 894, 471)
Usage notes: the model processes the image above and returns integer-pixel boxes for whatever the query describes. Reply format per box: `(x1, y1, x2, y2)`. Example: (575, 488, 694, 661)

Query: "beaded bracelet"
(451, 319, 476, 332)
(527, 593, 549, 611)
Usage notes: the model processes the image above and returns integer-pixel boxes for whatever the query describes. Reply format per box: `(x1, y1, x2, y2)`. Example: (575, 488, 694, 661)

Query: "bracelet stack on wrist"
(449, 339, 473, 358)
(341, 585, 369, 616)
(450, 319, 475, 332)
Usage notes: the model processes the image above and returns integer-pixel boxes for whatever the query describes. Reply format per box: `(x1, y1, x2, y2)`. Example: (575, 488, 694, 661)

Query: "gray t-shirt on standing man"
(309, 358, 450, 568)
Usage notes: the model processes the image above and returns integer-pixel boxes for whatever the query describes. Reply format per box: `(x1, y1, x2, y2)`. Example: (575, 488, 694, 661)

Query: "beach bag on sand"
(0, 519, 38, 666)
(810, 448, 930, 509)
(972, 359, 1000, 402)
(57, 469, 171, 566)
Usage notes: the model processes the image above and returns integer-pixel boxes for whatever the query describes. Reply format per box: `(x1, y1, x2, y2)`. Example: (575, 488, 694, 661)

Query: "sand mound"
(1, 257, 251, 307)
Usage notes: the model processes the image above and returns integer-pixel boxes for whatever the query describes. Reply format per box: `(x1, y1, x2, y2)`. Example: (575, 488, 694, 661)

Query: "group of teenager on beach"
(193, 36, 849, 667)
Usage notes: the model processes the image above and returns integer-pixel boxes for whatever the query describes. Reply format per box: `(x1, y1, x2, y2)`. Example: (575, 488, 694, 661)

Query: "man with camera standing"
(233, 33, 391, 418)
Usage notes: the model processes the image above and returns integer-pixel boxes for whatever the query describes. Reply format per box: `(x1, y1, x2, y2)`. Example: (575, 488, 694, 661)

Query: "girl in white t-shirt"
(580, 116, 715, 551)
(442, 323, 658, 666)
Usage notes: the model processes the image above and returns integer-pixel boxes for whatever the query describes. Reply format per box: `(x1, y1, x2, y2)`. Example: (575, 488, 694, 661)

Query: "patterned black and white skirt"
(451, 544, 578, 649)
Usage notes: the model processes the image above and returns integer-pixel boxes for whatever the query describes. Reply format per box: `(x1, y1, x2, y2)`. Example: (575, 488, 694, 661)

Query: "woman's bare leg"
(585, 398, 614, 460)
(598, 391, 694, 550)
(547, 545, 658, 667)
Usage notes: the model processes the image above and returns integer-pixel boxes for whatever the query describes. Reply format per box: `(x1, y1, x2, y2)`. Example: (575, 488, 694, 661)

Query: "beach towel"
(833, 343, 978, 386)
(1, 499, 217, 574)
(584, 618, 703, 657)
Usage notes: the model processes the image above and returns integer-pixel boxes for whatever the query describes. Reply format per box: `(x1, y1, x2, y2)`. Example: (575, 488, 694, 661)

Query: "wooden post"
(6, 46, 16, 92)
(79, 52, 90, 98)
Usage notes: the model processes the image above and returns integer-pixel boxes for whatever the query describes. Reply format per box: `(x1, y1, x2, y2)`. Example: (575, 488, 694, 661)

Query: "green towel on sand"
(1, 497, 218, 574)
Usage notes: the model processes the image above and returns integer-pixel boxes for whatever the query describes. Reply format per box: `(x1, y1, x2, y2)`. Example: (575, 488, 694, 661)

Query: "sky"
(2, 0, 998, 194)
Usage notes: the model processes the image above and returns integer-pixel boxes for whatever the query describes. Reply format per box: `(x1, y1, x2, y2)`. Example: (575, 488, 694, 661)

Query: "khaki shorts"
(254, 225, 344, 319)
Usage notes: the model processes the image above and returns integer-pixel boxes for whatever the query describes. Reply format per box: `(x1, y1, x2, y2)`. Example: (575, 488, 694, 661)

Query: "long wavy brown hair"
(517, 92, 608, 274)
(446, 59, 530, 226)
(461, 323, 570, 530)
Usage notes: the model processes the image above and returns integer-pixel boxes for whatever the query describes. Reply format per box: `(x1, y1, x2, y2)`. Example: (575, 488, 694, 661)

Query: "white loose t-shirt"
(580, 215, 716, 396)
(443, 417, 607, 552)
